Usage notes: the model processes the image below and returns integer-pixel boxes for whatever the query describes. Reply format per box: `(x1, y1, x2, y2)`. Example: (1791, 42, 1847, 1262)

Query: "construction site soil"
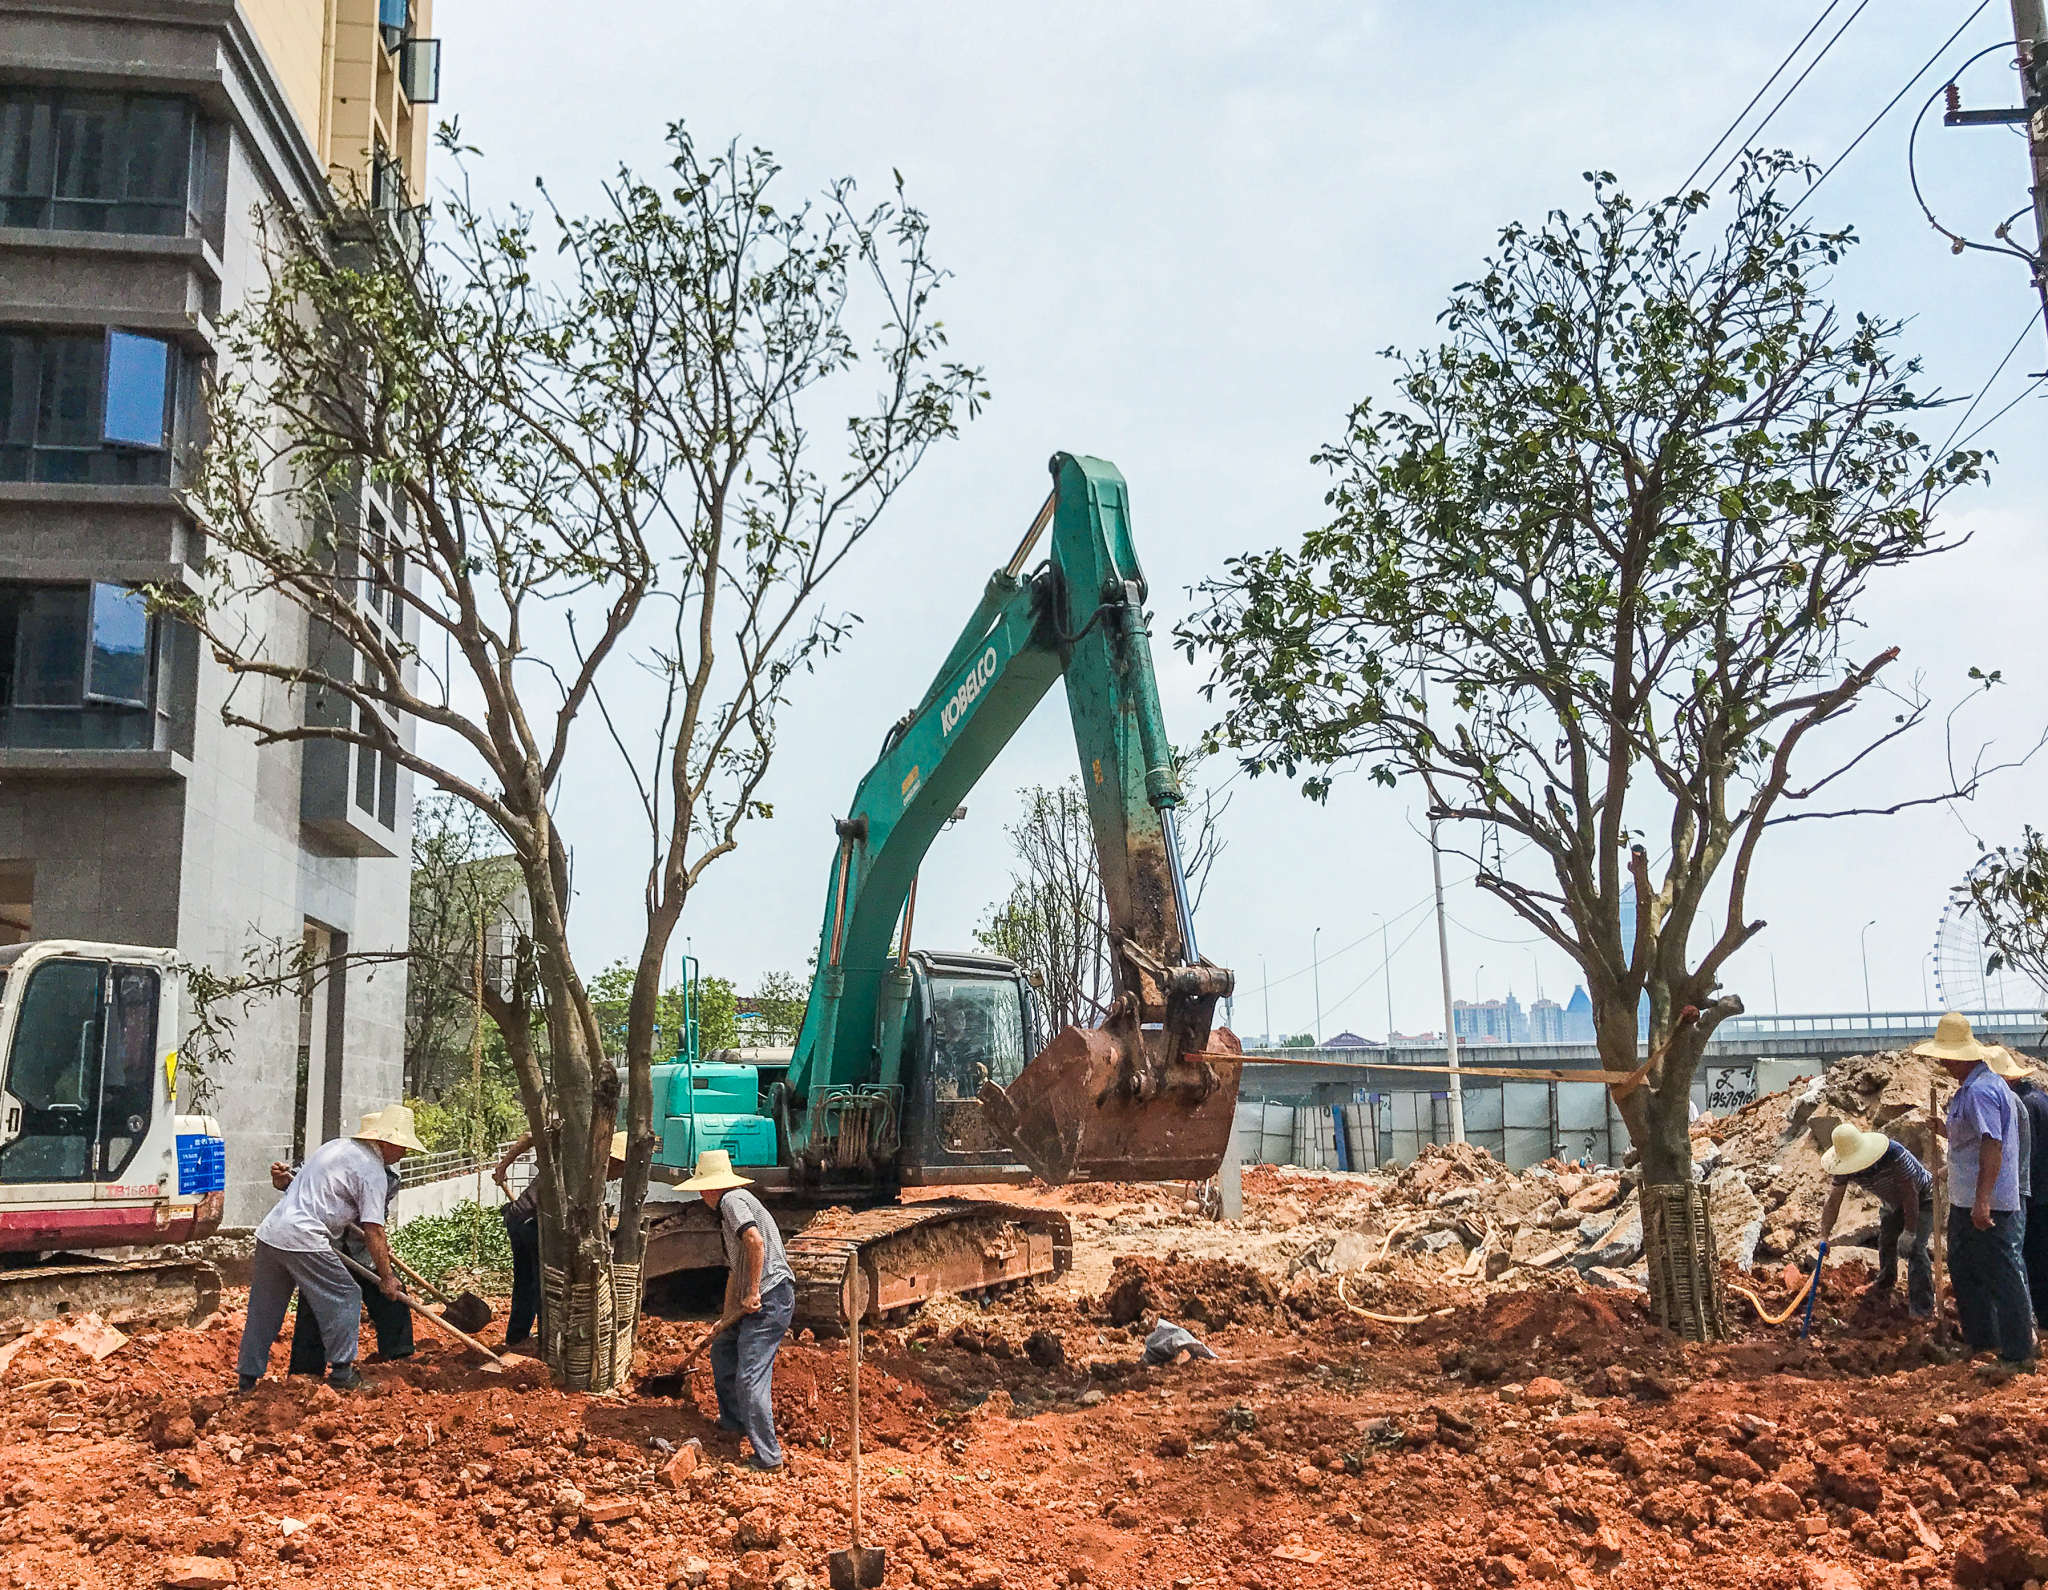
(10, 1133, 2048, 1590)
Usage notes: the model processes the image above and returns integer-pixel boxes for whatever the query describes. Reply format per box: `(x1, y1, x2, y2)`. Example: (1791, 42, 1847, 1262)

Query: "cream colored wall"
(240, 0, 331, 151)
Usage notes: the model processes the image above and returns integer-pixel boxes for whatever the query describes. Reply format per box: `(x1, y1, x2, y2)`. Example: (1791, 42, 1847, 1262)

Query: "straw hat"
(1911, 1011, 1995, 1064)
(676, 1148, 752, 1191)
(354, 1103, 427, 1155)
(1820, 1122, 1889, 1177)
(1986, 1046, 2032, 1081)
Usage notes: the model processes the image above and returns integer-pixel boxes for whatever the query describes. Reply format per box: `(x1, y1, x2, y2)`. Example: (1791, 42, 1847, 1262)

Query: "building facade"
(0, 0, 438, 1221)
(1451, 992, 1527, 1044)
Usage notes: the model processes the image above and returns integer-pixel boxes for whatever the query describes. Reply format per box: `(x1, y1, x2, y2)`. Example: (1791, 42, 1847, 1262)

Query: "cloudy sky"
(433, 0, 2048, 1040)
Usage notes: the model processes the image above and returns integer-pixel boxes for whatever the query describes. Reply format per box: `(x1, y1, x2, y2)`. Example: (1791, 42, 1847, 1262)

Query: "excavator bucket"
(980, 1024, 1243, 1185)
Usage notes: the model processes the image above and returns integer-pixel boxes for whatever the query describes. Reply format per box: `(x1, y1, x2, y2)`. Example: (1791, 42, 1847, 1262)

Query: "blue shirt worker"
(237, 1104, 426, 1392)
(1922, 1014, 2035, 1374)
(1818, 1124, 1935, 1318)
(678, 1148, 796, 1472)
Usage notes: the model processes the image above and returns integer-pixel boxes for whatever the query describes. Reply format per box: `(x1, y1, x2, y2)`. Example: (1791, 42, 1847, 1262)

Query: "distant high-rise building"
(1618, 885, 1651, 1038)
(1452, 998, 1523, 1043)
(1528, 997, 1566, 1043)
(1562, 985, 1596, 1042)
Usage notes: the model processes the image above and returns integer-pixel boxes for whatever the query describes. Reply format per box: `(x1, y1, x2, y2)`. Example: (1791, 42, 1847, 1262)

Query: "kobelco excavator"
(639, 453, 1242, 1325)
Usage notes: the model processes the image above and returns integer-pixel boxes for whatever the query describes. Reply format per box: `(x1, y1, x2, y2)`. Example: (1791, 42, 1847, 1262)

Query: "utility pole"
(1376, 912, 1394, 1043)
(1312, 927, 1323, 1048)
(1261, 954, 1271, 1046)
(1860, 919, 1878, 1014)
(1946, 3, 2048, 343)
(1429, 814, 1467, 1143)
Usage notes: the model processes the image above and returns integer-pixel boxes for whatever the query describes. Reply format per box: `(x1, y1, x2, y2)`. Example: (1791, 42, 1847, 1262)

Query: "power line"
(1953, 370, 2048, 450)
(1794, 0, 1991, 212)
(1682, 0, 1847, 193)
(1936, 310, 2039, 454)
(1702, 0, 1877, 195)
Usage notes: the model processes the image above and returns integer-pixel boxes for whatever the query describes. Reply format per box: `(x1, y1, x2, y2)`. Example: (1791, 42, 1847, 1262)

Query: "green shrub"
(391, 1199, 512, 1289)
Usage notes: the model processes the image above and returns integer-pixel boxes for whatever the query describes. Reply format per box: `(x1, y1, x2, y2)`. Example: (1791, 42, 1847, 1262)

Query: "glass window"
(0, 957, 105, 1184)
(97, 965, 158, 1176)
(102, 330, 169, 448)
(929, 975, 1029, 1097)
(0, 583, 153, 749)
(0, 330, 179, 485)
(0, 93, 54, 227)
(0, 88, 192, 236)
(84, 583, 149, 706)
(12, 585, 87, 706)
(399, 38, 441, 103)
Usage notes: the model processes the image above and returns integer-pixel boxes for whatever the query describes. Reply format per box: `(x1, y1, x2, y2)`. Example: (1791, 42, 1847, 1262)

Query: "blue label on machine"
(176, 1133, 226, 1195)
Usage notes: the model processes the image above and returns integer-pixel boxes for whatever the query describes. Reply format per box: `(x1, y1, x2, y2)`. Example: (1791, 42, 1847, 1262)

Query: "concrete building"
(0, 0, 438, 1220)
(1527, 996, 1565, 1043)
(1451, 992, 1526, 1044)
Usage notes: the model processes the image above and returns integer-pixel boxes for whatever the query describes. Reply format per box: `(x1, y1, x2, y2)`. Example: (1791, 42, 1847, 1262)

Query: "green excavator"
(638, 453, 1242, 1325)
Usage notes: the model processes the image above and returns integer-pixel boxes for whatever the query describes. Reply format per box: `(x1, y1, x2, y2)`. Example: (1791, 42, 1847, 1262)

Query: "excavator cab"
(897, 951, 1047, 1171)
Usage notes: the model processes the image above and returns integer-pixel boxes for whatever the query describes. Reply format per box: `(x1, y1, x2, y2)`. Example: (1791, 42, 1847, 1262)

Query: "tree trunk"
(1627, 1023, 1727, 1342)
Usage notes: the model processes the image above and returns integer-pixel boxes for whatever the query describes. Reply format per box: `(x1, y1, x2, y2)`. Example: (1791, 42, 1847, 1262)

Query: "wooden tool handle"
(676, 1311, 744, 1371)
(336, 1250, 506, 1366)
(849, 1312, 865, 1549)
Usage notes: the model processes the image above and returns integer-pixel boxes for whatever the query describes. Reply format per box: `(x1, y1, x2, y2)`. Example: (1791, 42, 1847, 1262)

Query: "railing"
(397, 1138, 524, 1188)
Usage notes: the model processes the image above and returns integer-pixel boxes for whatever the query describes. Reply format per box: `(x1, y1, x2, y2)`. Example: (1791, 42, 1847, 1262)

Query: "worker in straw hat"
(237, 1103, 427, 1394)
(490, 1130, 629, 1353)
(677, 1148, 796, 1472)
(1817, 1123, 1935, 1318)
(1919, 1013, 2036, 1373)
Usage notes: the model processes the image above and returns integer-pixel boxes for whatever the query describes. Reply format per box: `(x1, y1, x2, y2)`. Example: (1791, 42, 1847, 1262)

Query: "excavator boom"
(782, 453, 1240, 1184)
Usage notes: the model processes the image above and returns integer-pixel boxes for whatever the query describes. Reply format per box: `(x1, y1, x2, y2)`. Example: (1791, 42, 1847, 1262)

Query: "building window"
(399, 38, 442, 104)
(0, 88, 196, 237)
(0, 328, 186, 484)
(0, 582, 156, 749)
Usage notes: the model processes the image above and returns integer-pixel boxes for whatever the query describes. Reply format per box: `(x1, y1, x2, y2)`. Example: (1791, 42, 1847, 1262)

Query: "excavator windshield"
(929, 975, 1030, 1099)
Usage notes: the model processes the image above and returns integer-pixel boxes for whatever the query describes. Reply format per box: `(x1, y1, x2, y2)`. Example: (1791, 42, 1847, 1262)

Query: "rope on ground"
(1334, 1274, 1445, 1325)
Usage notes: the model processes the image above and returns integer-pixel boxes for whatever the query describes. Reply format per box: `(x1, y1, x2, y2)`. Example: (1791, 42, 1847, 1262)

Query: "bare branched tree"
(166, 123, 981, 1387)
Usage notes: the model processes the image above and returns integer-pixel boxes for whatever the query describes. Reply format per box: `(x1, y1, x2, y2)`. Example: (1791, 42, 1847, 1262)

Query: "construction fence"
(1233, 1057, 1817, 1174)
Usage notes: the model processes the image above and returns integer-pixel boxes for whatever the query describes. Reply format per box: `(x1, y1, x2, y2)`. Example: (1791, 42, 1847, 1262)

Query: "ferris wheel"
(1933, 857, 2048, 1014)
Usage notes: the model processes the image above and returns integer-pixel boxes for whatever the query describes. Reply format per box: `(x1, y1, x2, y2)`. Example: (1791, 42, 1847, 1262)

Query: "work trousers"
(1947, 1205, 2035, 1365)
(502, 1204, 542, 1347)
(2024, 1197, 2048, 1327)
(239, 1241, 363, 1380)
(710, 1279, 795, 1468)
(1875, 1192, 1937, 1318)
(288, 1258, 412, 1373)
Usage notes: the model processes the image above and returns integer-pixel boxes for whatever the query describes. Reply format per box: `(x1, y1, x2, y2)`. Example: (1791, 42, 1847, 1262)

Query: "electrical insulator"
(1944, 82, 1961, 115)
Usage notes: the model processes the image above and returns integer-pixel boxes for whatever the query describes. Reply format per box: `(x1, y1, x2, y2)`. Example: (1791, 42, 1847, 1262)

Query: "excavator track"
(0, 1256, 221, 1340)
(784, 1199, 1072, 1328)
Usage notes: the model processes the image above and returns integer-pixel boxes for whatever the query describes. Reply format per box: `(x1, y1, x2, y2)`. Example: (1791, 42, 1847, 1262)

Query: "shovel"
(337, 1251, 506, 1374)
(637, 1310, 743, 1400)
(348, 1225, 493, 1335)
(828, 1313, 885, 1590)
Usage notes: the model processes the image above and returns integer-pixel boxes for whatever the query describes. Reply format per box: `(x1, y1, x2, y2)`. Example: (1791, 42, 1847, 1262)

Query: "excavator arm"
(780, 453, 1241, 1184)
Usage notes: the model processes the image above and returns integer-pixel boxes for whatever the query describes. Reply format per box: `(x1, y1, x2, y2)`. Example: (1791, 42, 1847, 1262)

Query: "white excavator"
(0, 939, 226, 1337)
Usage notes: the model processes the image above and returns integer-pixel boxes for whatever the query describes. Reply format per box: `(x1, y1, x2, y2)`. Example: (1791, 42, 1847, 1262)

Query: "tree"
(585, 961, 738, 1057)
(405, 793, 522, 1097)
(173, 124, 981, 1386)
(1180, 155, 2007, 1338)
(737, 972, 806, 1048)
(1967, 829, 2048, 1002)
(975, 756, 1229, 1030)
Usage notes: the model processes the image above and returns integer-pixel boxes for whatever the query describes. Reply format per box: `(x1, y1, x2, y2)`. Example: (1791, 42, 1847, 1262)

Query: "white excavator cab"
(0, 941, 225, 1329)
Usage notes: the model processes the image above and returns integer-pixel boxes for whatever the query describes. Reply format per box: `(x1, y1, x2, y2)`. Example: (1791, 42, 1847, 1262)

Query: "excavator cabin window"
(928, 975, 1029, 1101)
(0, 956, 157, 1183)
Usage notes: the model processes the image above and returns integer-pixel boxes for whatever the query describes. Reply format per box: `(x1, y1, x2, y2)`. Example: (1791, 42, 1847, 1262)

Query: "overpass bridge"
(1234, 1009, 2048, 1172)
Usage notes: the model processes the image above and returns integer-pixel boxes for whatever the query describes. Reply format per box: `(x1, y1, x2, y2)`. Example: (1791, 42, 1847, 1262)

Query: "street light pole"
(1262, 955, 1271, 1047)
(1429, 812, 1467, 1143)
(1860, 919, 1877, 1014)
(1312, 927, 1323, 1048)
(1372, 911, 1393, 1043)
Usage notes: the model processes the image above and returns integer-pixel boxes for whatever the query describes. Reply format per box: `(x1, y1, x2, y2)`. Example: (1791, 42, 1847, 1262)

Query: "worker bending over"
(679, 1148, 795, 1472)
(237, 1104, 426, 1392)
(492, 1130, 627, 1353)
(267, 1144, 413, 1370)
(1921, 1014, 2035, 1375)
(1817, 1123, 1934, 1318)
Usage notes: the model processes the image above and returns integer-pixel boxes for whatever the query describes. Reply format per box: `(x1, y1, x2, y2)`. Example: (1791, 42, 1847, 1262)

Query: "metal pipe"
(1162, 806, 1199, 963)
(1004, 488, 1058, 579)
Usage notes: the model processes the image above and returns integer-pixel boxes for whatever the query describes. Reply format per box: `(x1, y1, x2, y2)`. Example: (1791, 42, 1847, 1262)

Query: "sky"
(430, 0, 2048, 1041)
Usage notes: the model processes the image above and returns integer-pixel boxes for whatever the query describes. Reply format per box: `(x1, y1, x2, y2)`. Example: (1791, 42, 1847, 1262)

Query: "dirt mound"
(1448, 1286, 1651, 1357)
(1097, 1254, 1288, 1332)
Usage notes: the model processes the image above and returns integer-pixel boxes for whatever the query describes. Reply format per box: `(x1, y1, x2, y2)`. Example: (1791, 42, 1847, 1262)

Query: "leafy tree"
(1967, 829, 2048, 1001)
(738, 972, 807, 1048)
(1180, 155, 2004, 1337)
(172, 124, 980, 1386)
(975, 754, 1229, 1030)
(586, 962, 738, 1057)
(406, 794, 523, 1097)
